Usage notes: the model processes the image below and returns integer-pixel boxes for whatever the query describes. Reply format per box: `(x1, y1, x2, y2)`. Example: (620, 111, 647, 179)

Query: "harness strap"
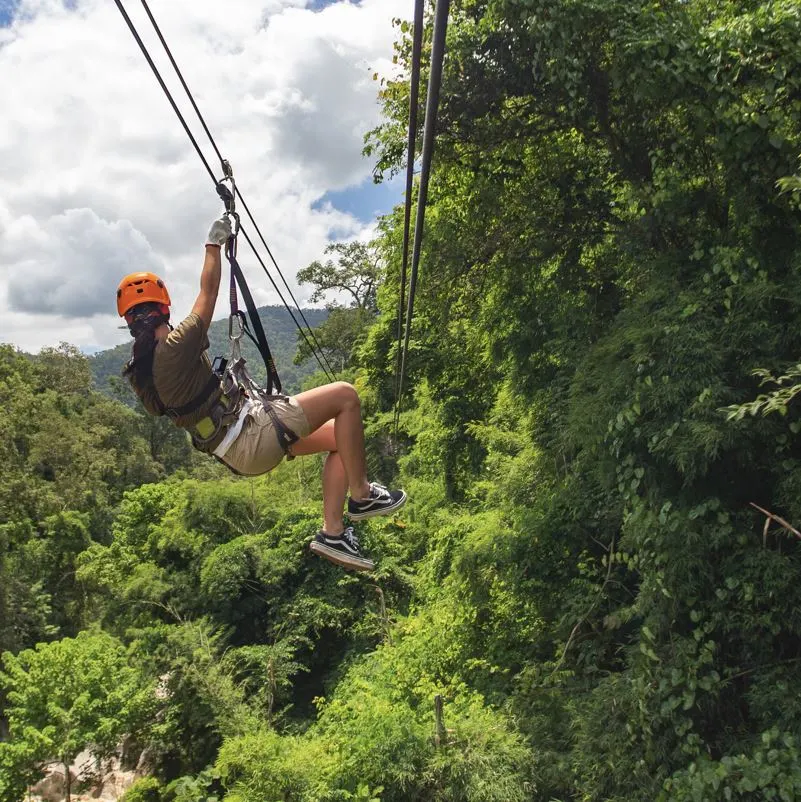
(162, 373, 221, 419)
(227, 357, 298, 454)
(257, 391, 300, 453)
(227, 244, 283, 395)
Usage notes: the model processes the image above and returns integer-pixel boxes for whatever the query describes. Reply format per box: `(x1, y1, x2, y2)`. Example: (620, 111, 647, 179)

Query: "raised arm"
(191, 217, 232, 330)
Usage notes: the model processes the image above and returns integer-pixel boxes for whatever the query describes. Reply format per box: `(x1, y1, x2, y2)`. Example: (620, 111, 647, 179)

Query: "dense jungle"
(3, 0, 801, 799)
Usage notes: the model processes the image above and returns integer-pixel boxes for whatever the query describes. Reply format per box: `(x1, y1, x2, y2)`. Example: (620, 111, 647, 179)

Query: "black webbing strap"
(217, 170, 282, 396)
(163, 372, 221, 419)
(227, 242, 283, 395)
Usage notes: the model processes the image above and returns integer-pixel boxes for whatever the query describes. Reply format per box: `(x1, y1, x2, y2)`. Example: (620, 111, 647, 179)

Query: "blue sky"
(0, 0, 16, 26)
(314, 175, 404, 225)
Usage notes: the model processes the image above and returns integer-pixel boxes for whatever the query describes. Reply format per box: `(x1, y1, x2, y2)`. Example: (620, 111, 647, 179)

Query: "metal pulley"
(216, 158, 240, 235)
(217, 158, 244, 360)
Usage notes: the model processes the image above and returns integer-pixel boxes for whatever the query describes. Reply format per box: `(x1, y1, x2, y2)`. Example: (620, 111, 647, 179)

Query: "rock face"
(30, 769, 70, 802)
(28, 746, 147, 802)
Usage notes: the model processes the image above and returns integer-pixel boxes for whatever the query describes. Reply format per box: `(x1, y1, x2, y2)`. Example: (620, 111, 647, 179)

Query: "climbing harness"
(212, 161, 300, 460)
(187, 365, 243, 452)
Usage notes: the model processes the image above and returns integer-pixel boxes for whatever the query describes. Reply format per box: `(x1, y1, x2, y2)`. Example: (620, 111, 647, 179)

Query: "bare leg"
(289, 420, 337, 457)
(320, 453, 347, 534)
(292, 382, 371, 500)
(288, 421, 347, 534)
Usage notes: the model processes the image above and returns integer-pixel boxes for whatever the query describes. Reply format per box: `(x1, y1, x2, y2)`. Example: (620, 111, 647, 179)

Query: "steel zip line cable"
(394, 0, 450, 432)
(392, 0, 425, 439)
(136, 0, 337, 381)
(112, 0, 336, 382)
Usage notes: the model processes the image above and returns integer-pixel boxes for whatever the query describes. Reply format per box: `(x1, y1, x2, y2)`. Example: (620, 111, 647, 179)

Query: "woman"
(117, 216, 406, 571)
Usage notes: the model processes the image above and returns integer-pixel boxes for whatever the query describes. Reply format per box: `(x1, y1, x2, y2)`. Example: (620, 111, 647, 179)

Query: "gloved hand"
(206, 216, 232, 248)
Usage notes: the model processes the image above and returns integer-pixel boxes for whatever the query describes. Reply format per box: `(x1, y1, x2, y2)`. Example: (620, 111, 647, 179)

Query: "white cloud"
(0, 0, 410, 351)
(4, 208, 164, 317)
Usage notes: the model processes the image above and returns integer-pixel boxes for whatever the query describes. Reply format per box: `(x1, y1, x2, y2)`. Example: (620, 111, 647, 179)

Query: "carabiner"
(228, 312, 244, 361)
(229, 311, 244, 342)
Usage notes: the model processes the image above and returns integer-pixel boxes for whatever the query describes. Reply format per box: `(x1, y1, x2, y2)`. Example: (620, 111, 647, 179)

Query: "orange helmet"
(117, 272, 171, 317)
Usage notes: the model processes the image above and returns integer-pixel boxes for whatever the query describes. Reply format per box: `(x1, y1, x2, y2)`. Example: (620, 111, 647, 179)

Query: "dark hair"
(122, 302, 170, 387)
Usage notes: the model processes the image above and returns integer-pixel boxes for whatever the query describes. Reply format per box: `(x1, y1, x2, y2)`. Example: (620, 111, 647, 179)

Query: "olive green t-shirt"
(151, 312, 221, 430)
(126, 313, 227, 451)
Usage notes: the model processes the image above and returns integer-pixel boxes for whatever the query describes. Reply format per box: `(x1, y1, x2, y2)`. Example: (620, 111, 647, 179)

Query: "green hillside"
(90, 305, 329, 398)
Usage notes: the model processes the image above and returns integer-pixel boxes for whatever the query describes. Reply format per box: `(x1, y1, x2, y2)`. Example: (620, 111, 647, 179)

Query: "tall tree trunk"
(64, 761, 71, 802)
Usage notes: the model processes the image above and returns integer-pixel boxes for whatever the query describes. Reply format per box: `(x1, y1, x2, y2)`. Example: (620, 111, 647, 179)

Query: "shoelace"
(370, 482, 391, 500)
(341, 526, 360, 550)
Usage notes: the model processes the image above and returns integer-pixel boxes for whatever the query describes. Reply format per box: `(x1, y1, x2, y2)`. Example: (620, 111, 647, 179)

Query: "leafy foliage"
(0, 631, 154, 802)
(723, 364, 801, 422)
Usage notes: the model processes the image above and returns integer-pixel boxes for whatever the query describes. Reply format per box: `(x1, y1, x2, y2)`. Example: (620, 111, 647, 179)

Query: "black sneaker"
(309, 527, 375, 572)
(347, 482, 407, 521)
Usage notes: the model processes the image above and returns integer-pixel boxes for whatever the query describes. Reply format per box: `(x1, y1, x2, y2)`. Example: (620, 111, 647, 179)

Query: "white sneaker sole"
(348, 491, 408, 521)
(309, 541, 375, 572)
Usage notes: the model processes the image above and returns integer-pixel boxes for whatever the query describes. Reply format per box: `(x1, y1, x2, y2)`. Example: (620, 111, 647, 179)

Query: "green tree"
(295, 241, 382, 371)
(20, 511, 92, 636)
(293, 306, 376, 371)
(0, 631, 155, 802)
(34, 342, 93, 395)
(298, 241, 382, 312)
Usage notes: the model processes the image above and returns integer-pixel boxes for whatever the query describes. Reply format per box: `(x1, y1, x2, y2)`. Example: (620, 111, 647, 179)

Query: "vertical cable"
(394, 0, 450, 431)
(393, 0, 425, 434)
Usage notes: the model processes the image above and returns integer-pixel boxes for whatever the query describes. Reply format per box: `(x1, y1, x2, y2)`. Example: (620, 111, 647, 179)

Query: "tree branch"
(749, 502, 801, 540)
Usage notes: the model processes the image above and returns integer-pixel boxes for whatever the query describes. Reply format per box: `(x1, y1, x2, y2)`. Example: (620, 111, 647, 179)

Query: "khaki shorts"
(221, 395, 311, 476)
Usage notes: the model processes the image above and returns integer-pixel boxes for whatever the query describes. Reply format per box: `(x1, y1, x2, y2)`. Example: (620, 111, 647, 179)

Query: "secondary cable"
(112, 0, 336, 382)
(136, 0, 337, 381)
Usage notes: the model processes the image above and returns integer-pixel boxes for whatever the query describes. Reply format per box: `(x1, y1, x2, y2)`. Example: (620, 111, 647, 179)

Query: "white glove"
(206, 216, 232, 248)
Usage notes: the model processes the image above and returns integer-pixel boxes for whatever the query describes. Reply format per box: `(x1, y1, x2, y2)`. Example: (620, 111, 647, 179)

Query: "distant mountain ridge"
(90, 305, 329, 397)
